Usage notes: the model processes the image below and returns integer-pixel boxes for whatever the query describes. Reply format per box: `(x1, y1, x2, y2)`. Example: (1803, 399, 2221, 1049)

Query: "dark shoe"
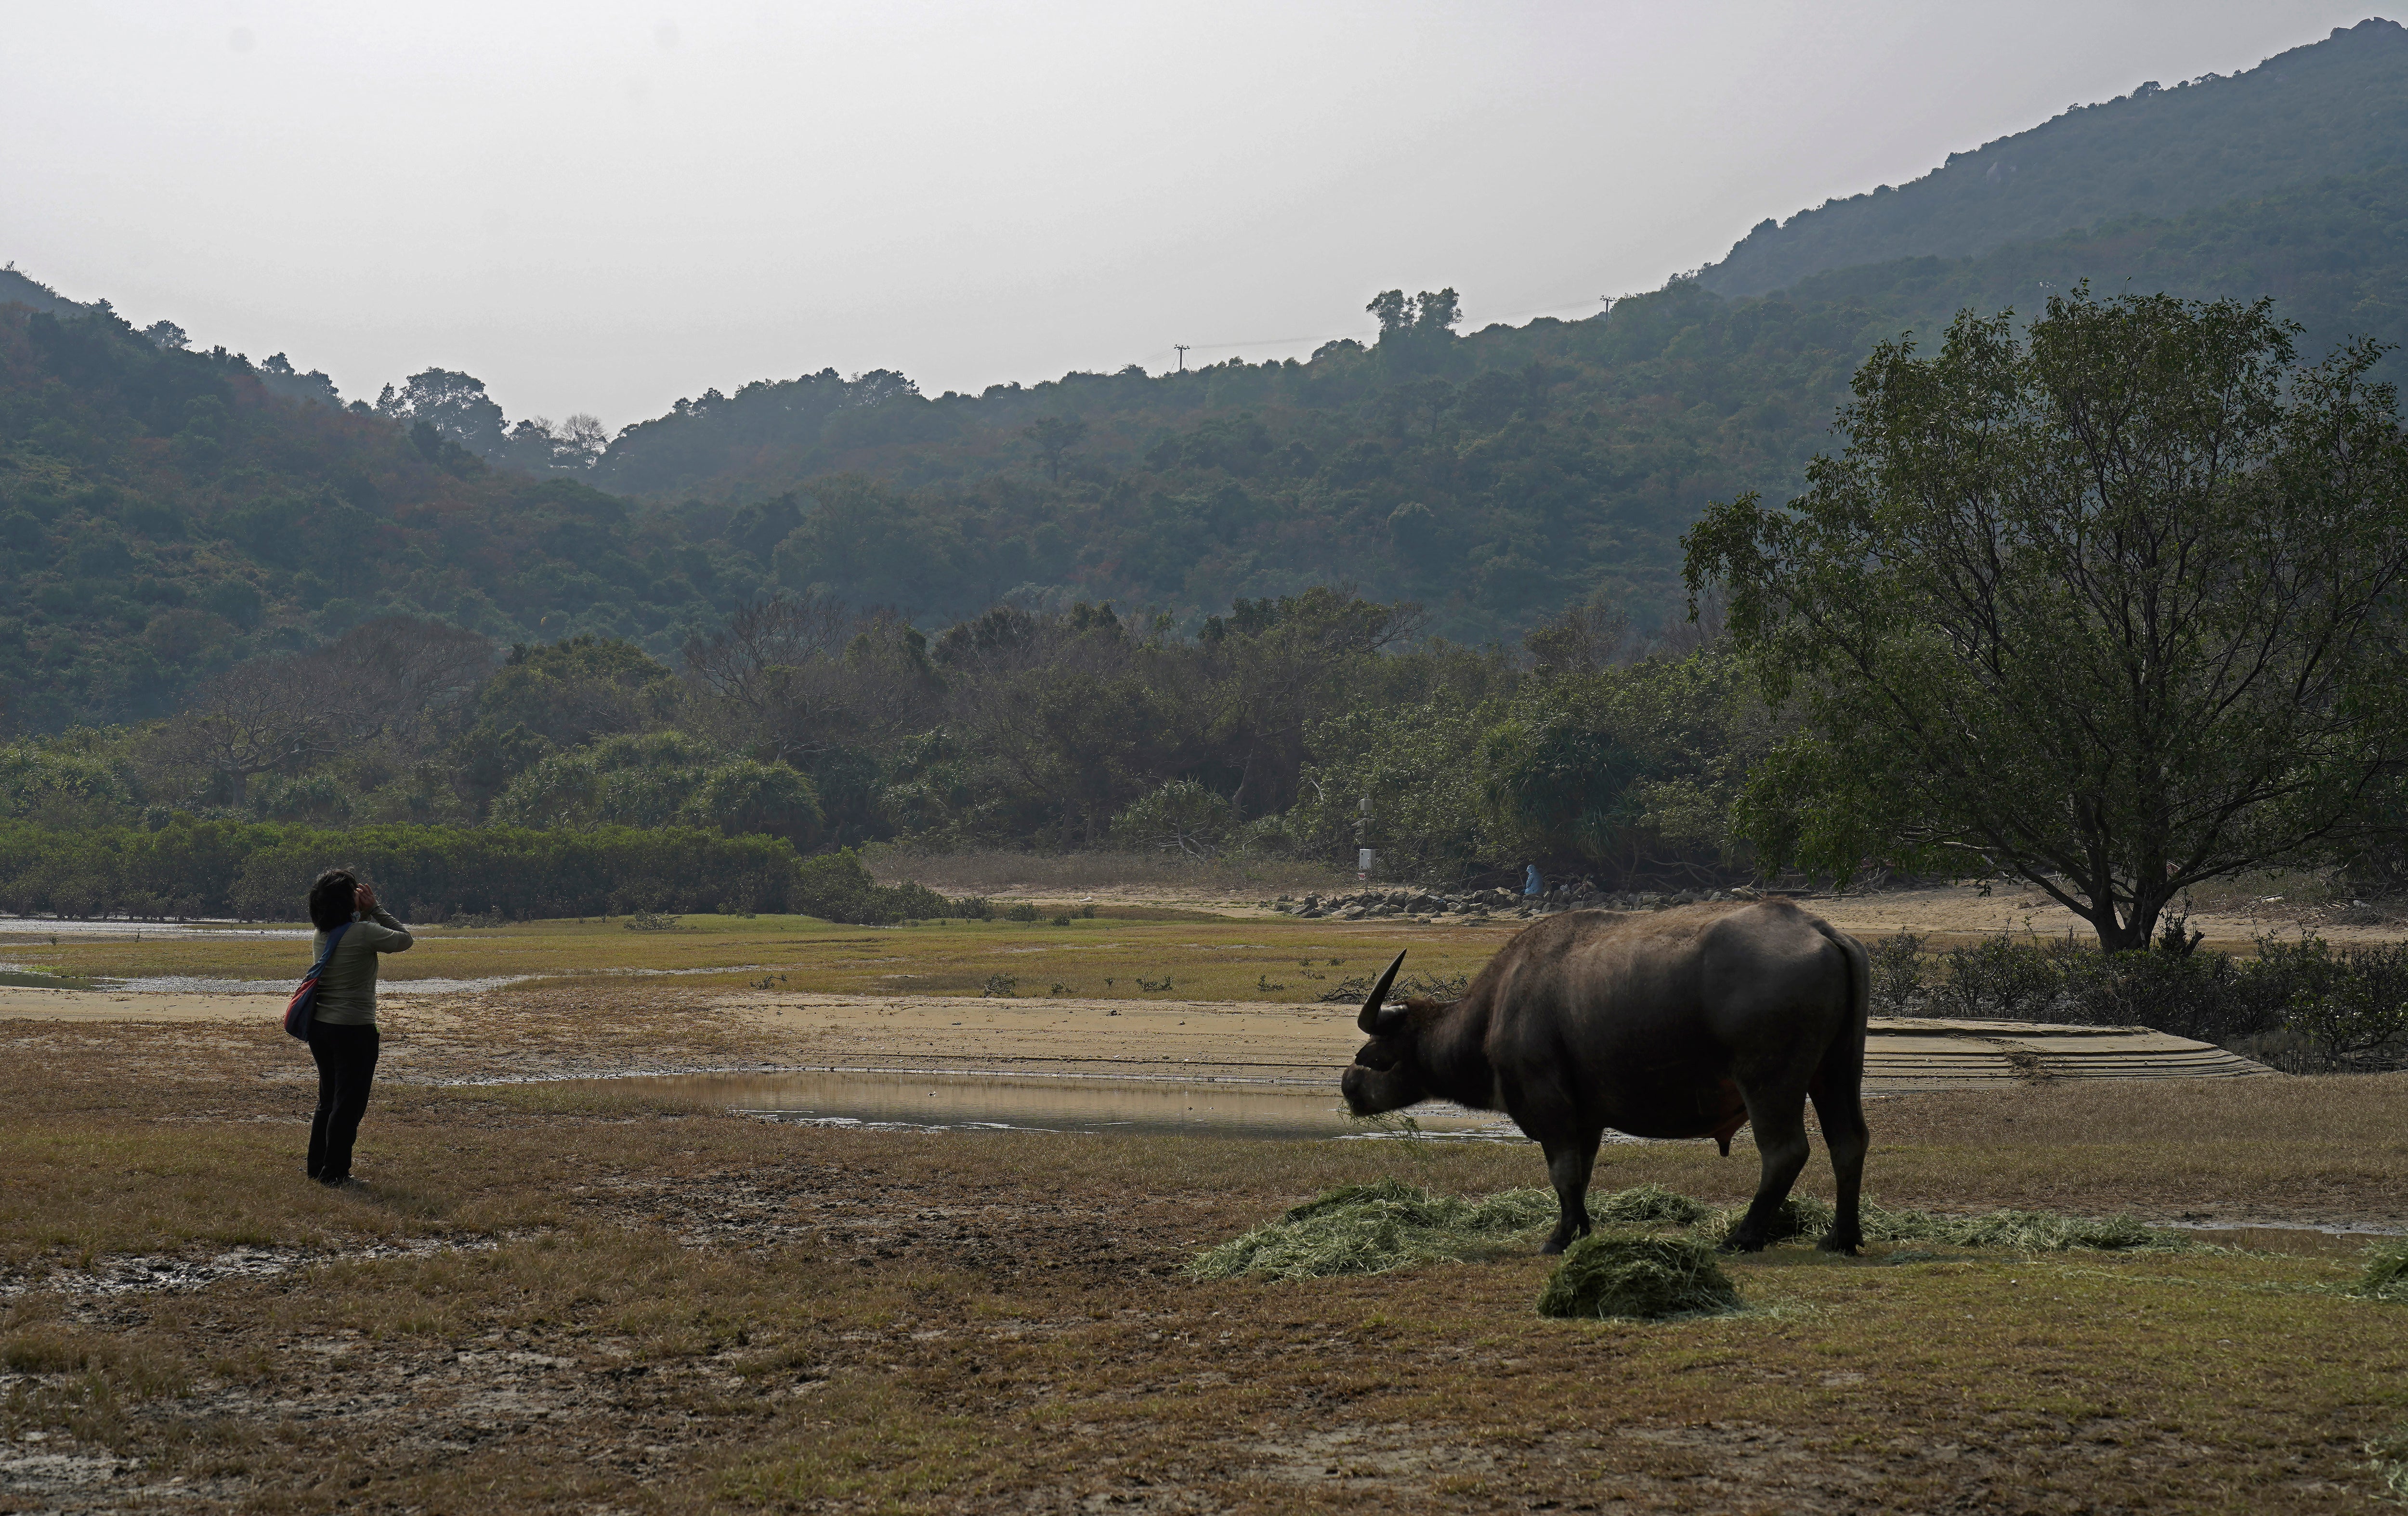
(321, 1176, 366, 1192)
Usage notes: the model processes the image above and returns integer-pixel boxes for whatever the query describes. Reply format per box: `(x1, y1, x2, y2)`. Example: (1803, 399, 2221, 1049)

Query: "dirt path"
(715, 989, 1362, 1078)
(0, 986, 280, 1023)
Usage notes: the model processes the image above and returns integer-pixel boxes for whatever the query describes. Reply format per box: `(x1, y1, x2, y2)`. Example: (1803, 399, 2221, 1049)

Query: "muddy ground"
(3, 989, 2405, 1513)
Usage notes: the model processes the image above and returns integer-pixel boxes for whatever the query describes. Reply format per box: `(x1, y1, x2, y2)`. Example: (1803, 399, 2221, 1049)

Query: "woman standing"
(304, 869, 413, 1188)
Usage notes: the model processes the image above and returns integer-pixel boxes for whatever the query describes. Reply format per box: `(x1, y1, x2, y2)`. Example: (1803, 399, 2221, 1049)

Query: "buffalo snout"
(1341, 1061, 1421, 1116)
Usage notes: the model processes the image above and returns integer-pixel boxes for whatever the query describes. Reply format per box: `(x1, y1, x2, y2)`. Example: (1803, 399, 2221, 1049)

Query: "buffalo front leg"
(1538, 1129, 1603, 1254)
(1721, 1087, 1811, 1254)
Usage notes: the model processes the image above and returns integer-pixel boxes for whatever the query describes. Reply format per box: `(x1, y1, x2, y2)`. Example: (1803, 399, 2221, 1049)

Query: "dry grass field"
(4, 908, 2407, 1510)
(1, 960, 2405, 1513)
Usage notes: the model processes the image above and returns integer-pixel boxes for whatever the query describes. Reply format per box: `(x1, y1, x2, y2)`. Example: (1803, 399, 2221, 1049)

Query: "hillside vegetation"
(9, 19, 2408, 732)
(1698, 17, 2408, 295)
(0, 301, 776, 728)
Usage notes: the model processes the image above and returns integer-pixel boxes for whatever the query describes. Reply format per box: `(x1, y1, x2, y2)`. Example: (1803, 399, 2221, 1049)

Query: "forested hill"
(13, 167, 2408, 731)
(0, 304, 733, 730)
(14, 19, 2408, 733)
(1697, 17, 2408, 297)
(573, 170, 2408, 633)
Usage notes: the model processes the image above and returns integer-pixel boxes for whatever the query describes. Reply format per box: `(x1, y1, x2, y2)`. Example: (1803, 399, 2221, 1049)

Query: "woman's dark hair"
(308, 869, 360, 932)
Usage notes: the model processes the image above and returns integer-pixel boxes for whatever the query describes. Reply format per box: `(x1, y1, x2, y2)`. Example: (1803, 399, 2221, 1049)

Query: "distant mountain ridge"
(15, 21, 2408, 730)
(1699, 16, 2408, 297)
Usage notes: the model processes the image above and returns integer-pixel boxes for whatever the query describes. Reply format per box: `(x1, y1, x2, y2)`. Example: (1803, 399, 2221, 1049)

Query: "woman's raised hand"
(353, 883, 379, 915)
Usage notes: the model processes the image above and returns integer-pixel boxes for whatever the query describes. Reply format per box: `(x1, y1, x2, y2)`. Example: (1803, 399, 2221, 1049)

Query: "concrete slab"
(1863, 1016, 2273, 1088)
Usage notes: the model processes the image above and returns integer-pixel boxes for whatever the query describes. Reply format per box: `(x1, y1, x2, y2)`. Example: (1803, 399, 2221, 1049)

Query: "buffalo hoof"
(1816, 1230, 1863, 1256)
(1540, 1222, 1589, 1255)
(1717, 1231, 1769, 1255)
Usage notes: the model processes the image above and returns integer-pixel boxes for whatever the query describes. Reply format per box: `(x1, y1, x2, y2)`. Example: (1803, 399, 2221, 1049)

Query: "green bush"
(0, 820, 960, 926)
(786, 849, 954, 925)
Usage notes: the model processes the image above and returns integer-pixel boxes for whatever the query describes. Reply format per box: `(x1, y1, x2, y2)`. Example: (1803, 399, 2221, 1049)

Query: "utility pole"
(1173, 344, 1190, 372)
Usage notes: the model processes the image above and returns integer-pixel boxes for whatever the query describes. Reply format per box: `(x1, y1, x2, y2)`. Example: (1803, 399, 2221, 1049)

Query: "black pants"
(307, 1022, 380, 1182)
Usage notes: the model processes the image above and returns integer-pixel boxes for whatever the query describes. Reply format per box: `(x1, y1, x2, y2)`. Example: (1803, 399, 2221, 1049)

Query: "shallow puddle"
(2162, 1220, 2406, 1253)
(0, 969, 98, 991)
(531, 1068, 1535, 1141)
(87, 974, 529, 996)
(0, 917, 311, 940)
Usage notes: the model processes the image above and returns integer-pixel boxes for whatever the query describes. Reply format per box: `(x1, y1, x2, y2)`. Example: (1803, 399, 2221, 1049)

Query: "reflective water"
(545, 1068, 1532, 1141)
(0, 970, 97, 991)
(93, 975, 525, 996)
(0, 917, 311, 940)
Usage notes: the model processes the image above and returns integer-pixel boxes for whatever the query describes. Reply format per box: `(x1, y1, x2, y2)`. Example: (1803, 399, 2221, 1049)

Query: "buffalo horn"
(1356, 950, 1409, 1033)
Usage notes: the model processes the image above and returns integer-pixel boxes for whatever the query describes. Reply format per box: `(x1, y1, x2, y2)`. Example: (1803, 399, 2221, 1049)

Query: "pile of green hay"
(2369, 1422, 2408, 1503)
(1703, 1196, 2198, 1254)
(1185, 1179, 1557, 1281)
(1863, 1205, 2196, 1254)
(1187, 1178, 2212, 1285)
(1590, 1183, 1713, 1228)
(1705, 1194, 1835, 1247)
(1536, 1231, 1742, 1321)
(2352, 1238, 2408, 1302)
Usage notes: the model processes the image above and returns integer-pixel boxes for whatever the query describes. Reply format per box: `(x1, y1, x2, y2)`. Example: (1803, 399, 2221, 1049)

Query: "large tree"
(1685, 289, 2408, 951)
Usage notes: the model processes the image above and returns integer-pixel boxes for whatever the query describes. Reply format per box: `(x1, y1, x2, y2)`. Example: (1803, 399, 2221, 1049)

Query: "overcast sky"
(2, 1, 2383, 429)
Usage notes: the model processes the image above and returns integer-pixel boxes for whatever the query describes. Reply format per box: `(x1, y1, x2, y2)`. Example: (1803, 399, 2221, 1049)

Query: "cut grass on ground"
(1187, 1179, 2217, 1284)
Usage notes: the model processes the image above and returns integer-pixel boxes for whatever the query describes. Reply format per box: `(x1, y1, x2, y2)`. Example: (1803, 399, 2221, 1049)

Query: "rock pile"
(1266, 882, 1757, 922)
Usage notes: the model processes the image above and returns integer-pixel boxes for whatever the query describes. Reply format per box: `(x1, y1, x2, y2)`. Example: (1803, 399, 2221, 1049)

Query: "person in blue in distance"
(1524, 863, 1544, 897)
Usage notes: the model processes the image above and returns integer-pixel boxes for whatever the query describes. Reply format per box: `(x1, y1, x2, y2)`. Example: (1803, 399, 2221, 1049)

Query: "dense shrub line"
(0, 819, 956, 926)
(1869, 932, 2408, 1072)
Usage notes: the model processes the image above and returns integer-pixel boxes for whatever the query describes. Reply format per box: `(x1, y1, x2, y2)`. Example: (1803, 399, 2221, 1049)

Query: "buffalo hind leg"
(1538, 1129, 1604, 1254)
(1809, 1044, 1870, 1255)
(1721, 1084, 1811, 1254)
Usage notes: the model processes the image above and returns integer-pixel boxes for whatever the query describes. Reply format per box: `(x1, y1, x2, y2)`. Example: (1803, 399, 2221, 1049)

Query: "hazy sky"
(3, 1, 2383, 429)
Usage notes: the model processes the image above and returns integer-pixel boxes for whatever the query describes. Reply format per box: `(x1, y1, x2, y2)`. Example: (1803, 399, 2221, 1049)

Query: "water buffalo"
(1339, 900, 1869, 1254)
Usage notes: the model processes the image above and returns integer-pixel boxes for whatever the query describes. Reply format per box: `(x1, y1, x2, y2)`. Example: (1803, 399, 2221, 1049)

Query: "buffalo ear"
(1355, 950, 1408, 1033)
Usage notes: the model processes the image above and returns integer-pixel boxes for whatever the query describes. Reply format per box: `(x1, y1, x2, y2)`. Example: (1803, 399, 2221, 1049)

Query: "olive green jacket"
(310, 906, 413, 1026)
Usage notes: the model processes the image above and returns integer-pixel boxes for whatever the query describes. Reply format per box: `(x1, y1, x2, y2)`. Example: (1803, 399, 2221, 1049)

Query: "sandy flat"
(0, 987, 284, 1023)
(0, 979, 2275, 1092)
(714, 990, 2270, 1089)
(717, 990, 1363, 1076)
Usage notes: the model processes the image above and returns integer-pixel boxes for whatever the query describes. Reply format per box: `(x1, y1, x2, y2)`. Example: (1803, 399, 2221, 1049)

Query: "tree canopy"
(1686, 288, 2408, 949)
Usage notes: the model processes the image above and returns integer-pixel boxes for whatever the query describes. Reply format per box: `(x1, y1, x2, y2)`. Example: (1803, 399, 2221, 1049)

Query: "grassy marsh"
(4, 983, 2407, 1510)
(0, 910, 1522, 1003)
